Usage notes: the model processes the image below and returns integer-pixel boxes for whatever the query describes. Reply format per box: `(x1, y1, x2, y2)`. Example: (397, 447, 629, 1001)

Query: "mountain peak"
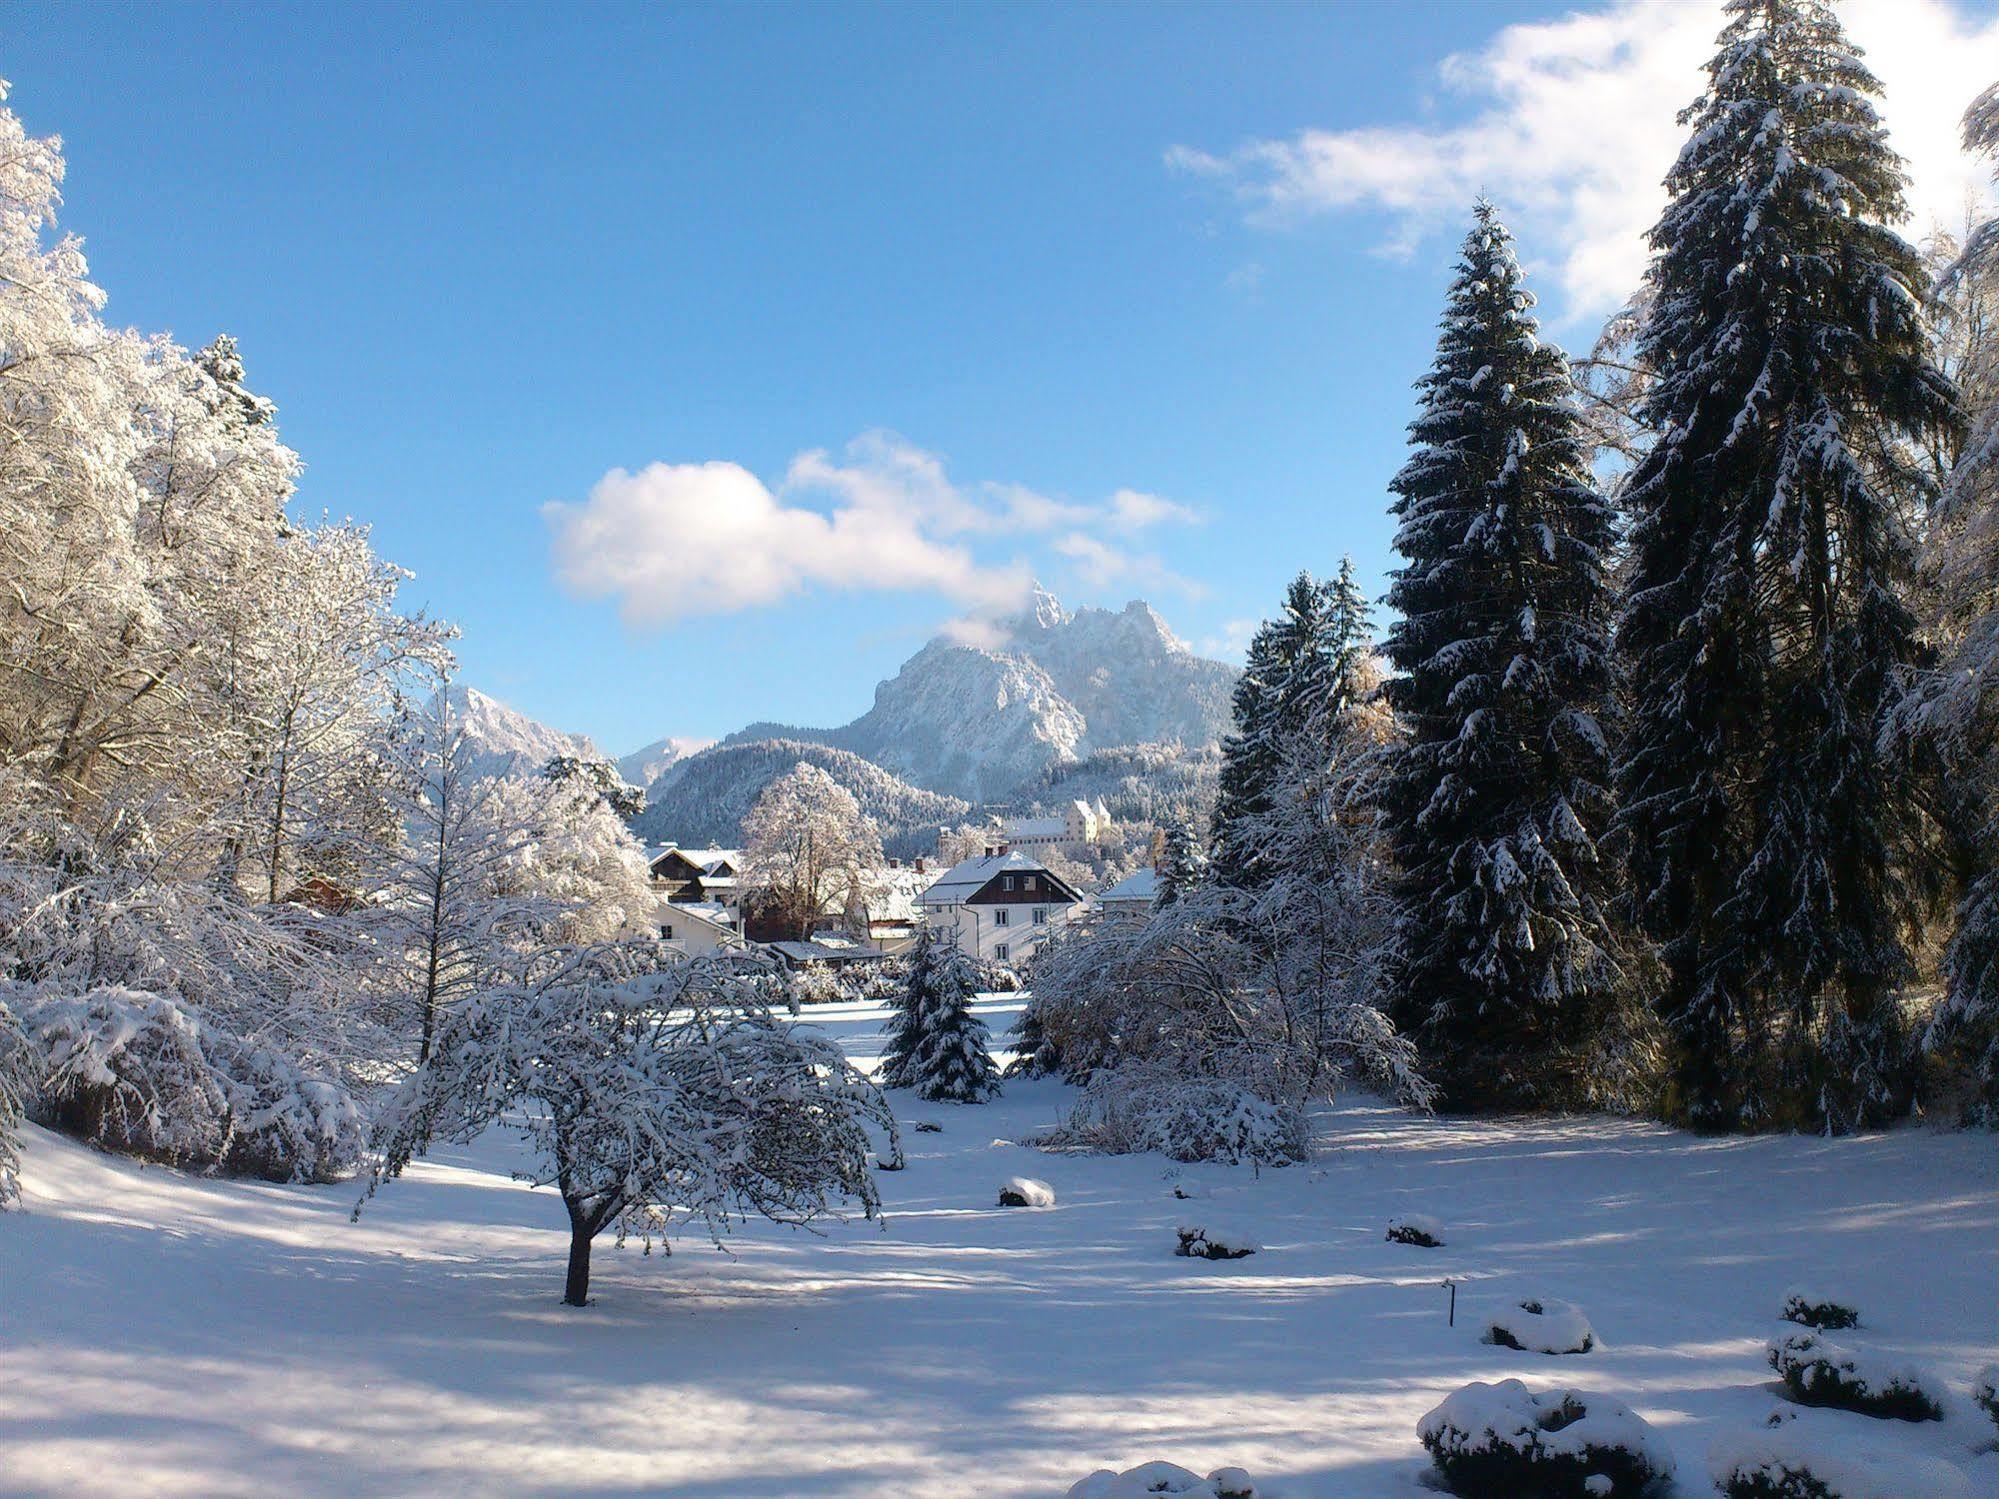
(1008, 583, 1069, 634)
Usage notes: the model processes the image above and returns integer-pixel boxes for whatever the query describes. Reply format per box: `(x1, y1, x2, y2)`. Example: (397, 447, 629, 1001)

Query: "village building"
(917, 848, 1085, 965)
(992, 798, 1113, 856)
(646, 846, 743, 907)
(1094, 865, 1160, 918)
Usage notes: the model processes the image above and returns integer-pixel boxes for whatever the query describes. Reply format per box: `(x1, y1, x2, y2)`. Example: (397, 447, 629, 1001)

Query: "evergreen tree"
(1614, 0, 1957, 1131)
(1380, 201, 1626, 1112)
(879, 927, 999, 1102)
(1155, 821, 1208, 909)
(1212, 571, 1335, 885)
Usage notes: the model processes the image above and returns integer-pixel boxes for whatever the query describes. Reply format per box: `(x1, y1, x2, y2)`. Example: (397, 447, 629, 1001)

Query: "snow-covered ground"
(4, 994, 1997, 1497)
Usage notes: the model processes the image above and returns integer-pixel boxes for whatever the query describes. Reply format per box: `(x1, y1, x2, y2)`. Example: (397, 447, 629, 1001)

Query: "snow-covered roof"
(766, 939, 881, 966)
(1005, 815, 1069, 838)
(1097, 867, 1159, 906)
(919, 850, 1081, 906)
(649, 845, 743, 878)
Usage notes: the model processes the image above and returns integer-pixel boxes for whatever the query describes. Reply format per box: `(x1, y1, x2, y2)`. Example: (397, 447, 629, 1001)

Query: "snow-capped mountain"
(616, 734, 715, 791)
(706, 589, 1238, 804)
(444, 685, 603, 780)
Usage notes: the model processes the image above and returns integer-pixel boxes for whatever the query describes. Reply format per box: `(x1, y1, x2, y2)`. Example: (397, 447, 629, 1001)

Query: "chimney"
(914, 857, 928, 874)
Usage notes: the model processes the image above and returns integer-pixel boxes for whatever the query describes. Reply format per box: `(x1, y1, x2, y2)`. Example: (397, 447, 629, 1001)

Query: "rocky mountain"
(711, 589, 1236, 804)
(631, 739, 970, 858)
(616, 734, 716, 791)
(444, 686, 603, 780)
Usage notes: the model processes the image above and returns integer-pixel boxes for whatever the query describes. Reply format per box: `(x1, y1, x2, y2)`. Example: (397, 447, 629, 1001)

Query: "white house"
(998, 798, 1112, 855)
(917, 849, 1085, 965)
(655, 899, 745, 958)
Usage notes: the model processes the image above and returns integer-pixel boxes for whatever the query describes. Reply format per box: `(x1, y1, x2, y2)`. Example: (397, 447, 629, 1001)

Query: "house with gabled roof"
(917, 847, 1084, 965)
(647, 845, 743, 907)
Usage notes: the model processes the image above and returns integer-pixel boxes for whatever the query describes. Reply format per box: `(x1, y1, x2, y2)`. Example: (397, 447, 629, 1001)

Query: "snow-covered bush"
(1066, 1462, 1257, 1498)
(1387, 1213, 1446, 1248)
(362, 945, 896, 1306)
(0, 994, 33, 1206)
(1485, 1297, 1596, 1355)
(20, 984, 365, 1182)
(1175, 1220, 1259, 1260)
(1975, 1364, 1998, 1432)
(998, 1176, 1054, 1208)
(1766, 1332, 1944, 1422)
(1038, 1065, 1306, 1166)
(1709, 1409, 1974, 1499)
(787, 964, 847, 1006)
(1781, 1291, 1860, 1331)
(1417, 1379, 1674, 1499)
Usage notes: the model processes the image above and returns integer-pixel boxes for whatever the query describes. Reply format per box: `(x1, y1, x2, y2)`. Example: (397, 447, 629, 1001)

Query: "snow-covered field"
(4, 995, 1996, 1498)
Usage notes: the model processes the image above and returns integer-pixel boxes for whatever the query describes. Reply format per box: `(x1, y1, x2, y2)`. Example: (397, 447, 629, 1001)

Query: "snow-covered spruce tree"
(361, 945, 894, 1307)
(1380, 201, 1628, 1113)
(1155, 820, 1208, 909)
(1615, 0, 1957, 1131)
(1212, 571, 1337, 886)
(879, 926, 999, 1102)
(541, 753, 646, 820)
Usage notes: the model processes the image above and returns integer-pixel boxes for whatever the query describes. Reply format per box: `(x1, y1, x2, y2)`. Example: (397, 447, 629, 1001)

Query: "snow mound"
(997, 1176, 1055, 1208)
(1485, 1296, 1597, 1355)
(1767, 1331, 1945, 1422)
(1417, 1378, 1674, 1499)
(1065, 1461, 1256, 1498)
(1709, 1407, 1973, 1498)
(1781, 1288, 1860, 1331)
(1175, 1219, 1259, 1260)
(1387, 1212, 1445, 1247)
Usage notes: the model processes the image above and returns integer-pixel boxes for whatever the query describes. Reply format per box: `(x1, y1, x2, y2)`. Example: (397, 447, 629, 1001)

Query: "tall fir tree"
(1155, 820, 1208, 910)
(1380, 201, 1626, 1112)
(1212, 571, 1336, 885)
(1614, 0, 1957, 1131)
(879, 926, 999, 1103)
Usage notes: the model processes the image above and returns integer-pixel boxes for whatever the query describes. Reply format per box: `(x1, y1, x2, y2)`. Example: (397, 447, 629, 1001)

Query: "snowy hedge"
(1780, 1290, 1860, 1331)
(1175, 1219, 1259, 1260)
(1038, 1067, 1306, 1166)
(1066, 1461, 1257, 1498)
(1416, 1379, 1674, 1499)
(1972, 1364, 1998, 1433)
(1765, 1332, 1944, 1422)
(20, 984, 364, 1184)
(1484, 1297, 1596, 1356)
(1708, 1409, 1974, 1499)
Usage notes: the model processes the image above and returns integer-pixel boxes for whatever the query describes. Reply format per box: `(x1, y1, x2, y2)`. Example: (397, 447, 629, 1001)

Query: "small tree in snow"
(879, 926, 999, 1102)
(361, 944, 896, 1307)
(742, 763, 885, 940)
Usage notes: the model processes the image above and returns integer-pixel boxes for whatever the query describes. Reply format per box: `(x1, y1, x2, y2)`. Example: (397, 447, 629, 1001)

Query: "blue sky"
(10, 0, 1996, 754)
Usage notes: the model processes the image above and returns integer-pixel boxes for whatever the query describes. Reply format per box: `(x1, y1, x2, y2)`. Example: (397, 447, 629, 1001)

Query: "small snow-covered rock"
(1485, 1296, 1597, 1356)
(1387, 1213, 1445, 1248)
(1417, 1378, 1673, 1499)
(1064, 1462, 1257, 1498)
(997, 1176, 1055, 1208)
(913, 1121, 943, 1134)
(1767, 1331, 1945, 1422)
(1175, 1220, 1259, 1261)
(1709, 1406, 1973, 1498)
(1781, 1287, 1860, 1331)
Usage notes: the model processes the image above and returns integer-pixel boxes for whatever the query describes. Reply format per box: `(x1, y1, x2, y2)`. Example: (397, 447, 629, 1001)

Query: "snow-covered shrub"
(1387, 1213, 1445, 1248)
(1175, 1220, 1259, 1260)
(1781, 1290, 1860, 1331)
(1038, 1065, 1306, 1166)
(998, 1176, 1054, 1208)
(1485, 1297, 1596, 1355)
(1066, 1462, 1257, 1498)
(788, 965, 846, 1006)
(1766, 1332, 1944, 1422)
(20, 984, 366, 1182)
(1709, 1409, 1974, 1499)
(1975, 1364, 1998, 1432)
(1417, 1379, 1674, 1499)
(0, 994, 32, 1206)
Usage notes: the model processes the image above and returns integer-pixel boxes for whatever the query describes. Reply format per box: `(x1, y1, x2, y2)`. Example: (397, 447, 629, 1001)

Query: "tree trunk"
(563, 1213, 593, 1307)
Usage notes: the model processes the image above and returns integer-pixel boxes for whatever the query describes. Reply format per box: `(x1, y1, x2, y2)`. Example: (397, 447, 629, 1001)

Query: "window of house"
(661, 923, 675, 940)
(1024, 874, 1037, 890)
(994, 908, 1010, 926)
(1032, 907, 1047, 925)
(994, 942, 1009, 962)
(1003, 875, 1015, 891)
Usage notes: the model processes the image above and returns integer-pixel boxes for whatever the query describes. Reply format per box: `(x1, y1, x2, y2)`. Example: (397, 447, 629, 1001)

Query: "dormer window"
(1003, 875, 1015, 891)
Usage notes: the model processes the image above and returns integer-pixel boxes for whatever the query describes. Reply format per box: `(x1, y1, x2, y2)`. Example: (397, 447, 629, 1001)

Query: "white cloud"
(1169, 0, 1999, 318)
(545, 431, 1201, 626)
(1197, 616, 1261, 662)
